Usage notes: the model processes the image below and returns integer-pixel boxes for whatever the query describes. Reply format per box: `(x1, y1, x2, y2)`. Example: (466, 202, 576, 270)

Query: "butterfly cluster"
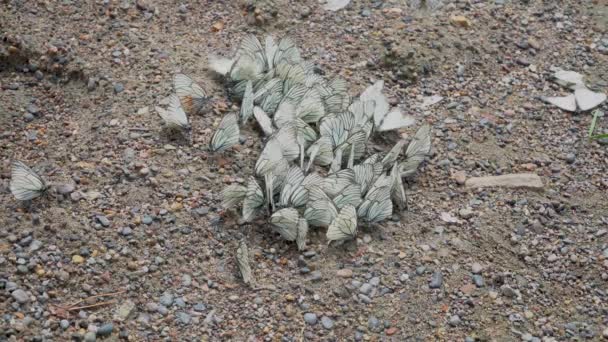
(209, 35, 432, 257)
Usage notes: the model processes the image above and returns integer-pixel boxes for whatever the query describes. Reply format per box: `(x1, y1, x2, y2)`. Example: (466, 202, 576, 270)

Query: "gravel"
(11, 289, 29, 304)
(304, 313, 318, 325)
(321, 316, 334, 329)
(429, 271, 443, 289)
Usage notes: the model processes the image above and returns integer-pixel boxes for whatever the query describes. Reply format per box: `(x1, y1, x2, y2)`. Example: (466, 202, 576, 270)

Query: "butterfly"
(288, 172, 323, 208)
(381, 139, 407, 168)
(174, 74, 208, 116)
(306, 136, 334, 171)
(242, 177, 265, 222)
(357, 183, 393, 223)
(253, 106, 275, 136)
(240, 80, 254, 122)
(236, 240, 253, 285)
(10, 160, 48, 201)
(210, 113, 240, 152)
(326, 205, 358, 243)
(156, 94, 190, 139)
(360, 80, 415, 132)
(399, 124, 432, 177)
(270, 208, 308, 250)
(255, 124, 299, 176)
(208, 55, 236, 76)
(221, 184, 247, 209)
(303, 187, 338, 227)
(332, 183, 362, 209)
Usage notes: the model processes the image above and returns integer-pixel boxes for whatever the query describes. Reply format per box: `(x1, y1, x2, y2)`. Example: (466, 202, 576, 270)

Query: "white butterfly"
(320, 112, 355, 148)
(381, 139, 407, 168)
(357, 185, 393, 223)
(270, 208, 307, 246)
(279, 166, 305, 207)
(208, 55, 236, 76)
(399, 124, 432, 177)
(242, 177, 265, 222)
(326, 205, 358, 243)
(240, 80, 254, 122)
(289, 173, 323, 208)
(303, 187, 338, 227)
(306, 136, 334, 171)
(10, 160, 48, 201)
(156, 94, 190, 131)
(210, 113, 240, 152)
(353, 162, 383, 195)
(221, 184, 247, 209)
(360, 80, 415, 132)
(332, 183, 362, 209)
(319, 168, 355, 198)
(253, 106, 275, 136)
(236, 240, 253, 285)
(174, 74, 208, 116)
(390, 162, 407, 211)
(255, 124, 299, 176)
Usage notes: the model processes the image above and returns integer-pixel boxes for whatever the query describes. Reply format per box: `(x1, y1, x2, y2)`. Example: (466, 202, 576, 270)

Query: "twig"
(129, 127, 151, 132)
(65, 290, 126, 308)
(66, 300, 117, 311)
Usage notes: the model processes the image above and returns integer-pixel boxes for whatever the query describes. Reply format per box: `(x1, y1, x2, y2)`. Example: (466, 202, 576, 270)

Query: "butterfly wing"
(236, 240, 253, 285)
(10, 161, 47, 201)
(174, 74, 207, 115)
(240, 81, 254, 122)
(221, 184, 247, 209)
(242, 177, 265, 222)
(253, 106, 275, 136)
(326, 205, 357, 242)
(270, 208, 300, 241)
(210, 113, 240, 152)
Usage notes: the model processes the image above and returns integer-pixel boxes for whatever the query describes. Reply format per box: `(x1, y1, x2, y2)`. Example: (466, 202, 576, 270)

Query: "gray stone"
(29, 240, 43, 252)
(473, 275, 484, 287)
(176, 312, 191, 324)
(12, 289, 29, 304)
(359, 283, 373, 294)
(429, 271, 443, 289)
(27, 104, 40, 115)
(193, 303, 206, 312)
(174, 298, 186, 307)
(321, 316, 334, 329)
(471, 262, 482, 274)
(449, 315, 461, 326)
(114, 300, 135, 321)
(24, 113, 35, 122)
(565, 153, 576, 164)
(368, 316, 380, 331)
(60, 319, 70, 330)
(142, 215, 153, 225)
(361, 8, 371, 17)
(97, 323, 113, 336)
(34, 70, 44, 80)
(84, 331, 96, 342)
(304, 313, 317, 325)
(56, 183, 75, 195)
(369, 276, 380, 286)
(159, 293, 174, 306)
(96, 215, 110, 227)
(416, 266, 426, 275)
(522, 333, 533, 341)
(114, 83, 125, 94)
(465, 174, 543, 190)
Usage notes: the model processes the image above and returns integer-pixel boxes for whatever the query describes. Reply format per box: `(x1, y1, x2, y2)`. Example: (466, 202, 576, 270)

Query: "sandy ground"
(1, 0, 607, 341)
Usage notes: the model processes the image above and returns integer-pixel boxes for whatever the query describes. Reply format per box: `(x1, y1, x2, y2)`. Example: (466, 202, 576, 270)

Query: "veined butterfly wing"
(320, 168, 355, 198)
(270, 208, 300, 241)
(174, 74, 207, 116)
(10, 160, 47, 201)
(405, 124, 432, 162)
(253, 106, 275, 136)
(236, 240, 253, 285)
(375, 107, 415, 132)
(390, 162, 407, 210)
(326, 205, 357, 243)
(333, 183, 362, 209)
(240, 81, 254, 122)
(208, 55, 235, 76)
(210, 113, 240, 152)
(242, 177, 265, 222)
(157, 94, 189, 129)
(381, 139, 407, 168)
(279, 166, 305, 207)
(221, 184, 247, 209)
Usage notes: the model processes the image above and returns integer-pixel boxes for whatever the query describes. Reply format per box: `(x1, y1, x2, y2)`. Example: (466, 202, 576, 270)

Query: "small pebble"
(429, 271, 443, 288)
(304, 313, 317, 325)
(321, 316, 334, 329)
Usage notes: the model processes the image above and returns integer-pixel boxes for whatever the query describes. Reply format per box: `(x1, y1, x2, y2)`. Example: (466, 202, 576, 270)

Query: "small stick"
(65, 290, 126, 308)
(66, 300, 117, 311)
(129, 127, 151, 132)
